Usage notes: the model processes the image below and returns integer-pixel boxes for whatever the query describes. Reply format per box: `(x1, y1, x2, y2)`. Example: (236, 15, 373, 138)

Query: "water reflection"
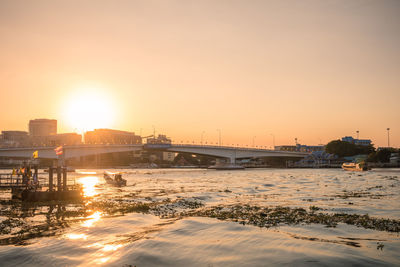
(78, 176, 100, 197)
(82, 211, 102, 227)
(102, 244, 123, 251)
(97, 257, 110, 264)
(65, 233, 87, 240)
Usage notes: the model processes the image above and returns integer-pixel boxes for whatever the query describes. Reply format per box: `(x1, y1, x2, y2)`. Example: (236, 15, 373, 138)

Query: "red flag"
(55, 146, 63, 155)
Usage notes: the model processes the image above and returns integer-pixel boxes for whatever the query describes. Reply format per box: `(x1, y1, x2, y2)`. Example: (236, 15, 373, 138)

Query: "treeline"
(325, 140, 399, 163)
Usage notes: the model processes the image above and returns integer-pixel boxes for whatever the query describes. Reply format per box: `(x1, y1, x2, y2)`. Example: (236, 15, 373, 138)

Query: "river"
(0, 168, 399, 266)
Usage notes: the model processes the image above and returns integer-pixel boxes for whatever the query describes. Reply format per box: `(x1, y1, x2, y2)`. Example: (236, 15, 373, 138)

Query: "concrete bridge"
(0, 144, 308, 163)
(0, 144, 143, 159)
(146, 144, 308, 163)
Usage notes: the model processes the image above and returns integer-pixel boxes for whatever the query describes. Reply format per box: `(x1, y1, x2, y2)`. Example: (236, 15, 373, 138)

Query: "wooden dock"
(0, 174, 29, 188)
(2, 166, 83, 202)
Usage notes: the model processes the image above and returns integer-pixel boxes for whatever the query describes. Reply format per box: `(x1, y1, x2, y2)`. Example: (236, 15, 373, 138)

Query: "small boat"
(103, 172, 127, 187)
(342, 162, 369, 171)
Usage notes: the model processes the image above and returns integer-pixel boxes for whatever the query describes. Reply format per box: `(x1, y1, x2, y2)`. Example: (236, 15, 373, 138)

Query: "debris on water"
(309, 206, 321, 211)
(377, 242, 384, 250)
(183, 204, 400, 233)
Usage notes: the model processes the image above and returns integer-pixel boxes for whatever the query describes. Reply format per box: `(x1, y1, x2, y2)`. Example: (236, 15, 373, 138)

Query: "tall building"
(29, 119, 57, 136)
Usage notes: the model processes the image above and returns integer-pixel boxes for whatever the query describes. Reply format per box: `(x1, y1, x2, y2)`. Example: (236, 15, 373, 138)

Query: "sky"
(0, 0, 399, 148)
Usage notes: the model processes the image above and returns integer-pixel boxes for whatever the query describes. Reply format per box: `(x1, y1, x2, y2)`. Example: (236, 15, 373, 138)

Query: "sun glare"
(78, 176, 100, 197)
(64, 89, 116, 133)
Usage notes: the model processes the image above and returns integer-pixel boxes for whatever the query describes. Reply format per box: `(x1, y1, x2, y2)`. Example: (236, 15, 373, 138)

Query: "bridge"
(145, 144, 308, 163)
(0, 143, 308, 163)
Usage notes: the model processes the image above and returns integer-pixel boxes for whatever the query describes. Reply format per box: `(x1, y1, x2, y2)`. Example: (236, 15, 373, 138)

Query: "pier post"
(34, 165, 38, 187)
(57, 167, 62, 191)
(49, 167, 54, 192)
(62, 167, 67, 191)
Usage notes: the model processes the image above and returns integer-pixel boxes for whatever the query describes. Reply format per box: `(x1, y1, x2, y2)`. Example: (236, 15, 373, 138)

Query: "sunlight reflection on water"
(65, 233, 87, 240)
(82, 211, 102, 227)
(77, 176, 99, 197)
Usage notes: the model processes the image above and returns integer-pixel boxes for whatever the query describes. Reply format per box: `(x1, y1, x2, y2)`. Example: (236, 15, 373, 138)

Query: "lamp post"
(270, 133, 275, 149)
(252, 136, 256, 147)
(387, 128, 390, 147)
(217, 129, 221, 146)
(356, 130, 359, 140)
(201, 131, 205, 145)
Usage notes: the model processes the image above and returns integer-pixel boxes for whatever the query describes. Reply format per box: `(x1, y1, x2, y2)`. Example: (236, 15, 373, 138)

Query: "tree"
(325, 140, 357, 157)
(367, 148, 395, 163)
(325, 140, 375, 157)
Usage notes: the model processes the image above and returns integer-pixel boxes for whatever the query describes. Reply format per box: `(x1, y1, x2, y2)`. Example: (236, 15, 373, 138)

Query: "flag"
(55, 146, 63, 156)
(32, 150, 39, 159)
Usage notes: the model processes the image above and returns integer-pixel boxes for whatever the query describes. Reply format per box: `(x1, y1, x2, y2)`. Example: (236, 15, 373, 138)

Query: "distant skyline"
(1, 0, 399, 147)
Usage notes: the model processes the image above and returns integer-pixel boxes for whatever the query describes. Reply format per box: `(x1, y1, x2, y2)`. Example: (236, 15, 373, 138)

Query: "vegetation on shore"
(325, 139, 399, 163)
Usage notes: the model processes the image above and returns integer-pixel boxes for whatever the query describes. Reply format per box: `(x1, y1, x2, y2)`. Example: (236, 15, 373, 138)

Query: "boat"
(103, 172, 127, 187)
(342, 162, 369, 171)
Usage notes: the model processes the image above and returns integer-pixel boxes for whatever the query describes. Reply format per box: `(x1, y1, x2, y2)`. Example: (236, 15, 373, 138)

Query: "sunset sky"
(0, 0, 399, 147)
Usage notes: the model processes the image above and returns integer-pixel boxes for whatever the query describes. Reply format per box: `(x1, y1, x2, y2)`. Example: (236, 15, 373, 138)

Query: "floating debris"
(377, 242, 384, 250)
(183, 204, 400, 233)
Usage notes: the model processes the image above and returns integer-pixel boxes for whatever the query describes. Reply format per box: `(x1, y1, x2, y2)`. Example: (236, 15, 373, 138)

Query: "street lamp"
(270, 133, 275, 149)
(217, 129, 221, 146)
(356, 130, 359, 140)
(387, 128, 390, 147)
(252, 136, 256, 147)
(201, 131, 205, 145)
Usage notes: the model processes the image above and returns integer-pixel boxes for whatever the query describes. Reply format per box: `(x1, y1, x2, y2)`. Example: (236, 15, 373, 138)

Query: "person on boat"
(11, 168, 16, 177)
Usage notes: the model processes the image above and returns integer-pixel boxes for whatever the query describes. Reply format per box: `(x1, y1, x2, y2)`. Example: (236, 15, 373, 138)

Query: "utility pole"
(387, 128, 390, 147)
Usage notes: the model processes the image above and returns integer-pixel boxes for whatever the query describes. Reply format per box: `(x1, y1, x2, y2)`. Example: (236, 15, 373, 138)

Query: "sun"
(64, 89, 116, 133)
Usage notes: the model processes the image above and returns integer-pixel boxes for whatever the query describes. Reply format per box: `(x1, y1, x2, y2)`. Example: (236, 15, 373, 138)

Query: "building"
(341, 136, 372, 146)
(274, 144, 324, 153)
(390, 153, 400, 165)
(293, 151, 337, 167)
(147, 134, 171, 144)
(30, 133, 82, 147)
(84, 129, 142, 144)
(29, 119, 57, 136)
(0, 131, 29, 147)
(162, 152, 175, 162)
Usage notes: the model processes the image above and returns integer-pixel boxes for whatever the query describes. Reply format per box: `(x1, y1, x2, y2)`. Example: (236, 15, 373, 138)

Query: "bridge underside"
(165, 146, 307, 163)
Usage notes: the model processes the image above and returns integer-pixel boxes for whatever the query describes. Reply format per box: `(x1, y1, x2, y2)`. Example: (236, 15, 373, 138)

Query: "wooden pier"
(2, 165, 83, 202)
(0, 174, 28, 188)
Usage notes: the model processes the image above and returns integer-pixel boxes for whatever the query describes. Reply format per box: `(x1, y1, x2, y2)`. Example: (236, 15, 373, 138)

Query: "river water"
(0, 168, 399, 266)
